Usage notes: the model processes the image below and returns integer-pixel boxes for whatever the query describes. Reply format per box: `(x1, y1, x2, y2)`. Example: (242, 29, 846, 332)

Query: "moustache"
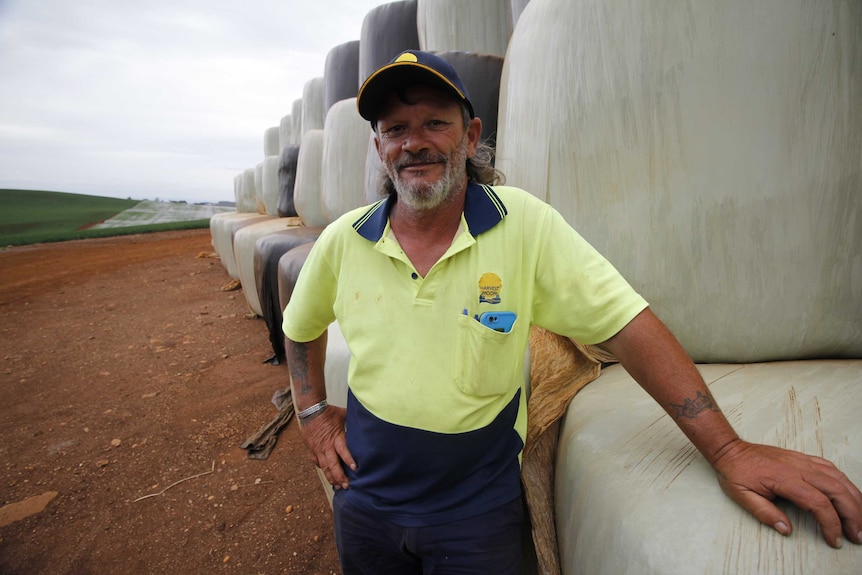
(394, 151, 448, 171)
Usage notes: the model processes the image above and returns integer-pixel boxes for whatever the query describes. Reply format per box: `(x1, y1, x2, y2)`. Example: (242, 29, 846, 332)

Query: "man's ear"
(374, 133, 383, 160)
(466, 117, 482, 157)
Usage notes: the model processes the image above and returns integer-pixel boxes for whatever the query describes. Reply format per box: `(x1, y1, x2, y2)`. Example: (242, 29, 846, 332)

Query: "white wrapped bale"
(279, 114, 292, 151)
(302, 77, 326, 132)
(557, 361, 862, 575)
(364, 131, 386, 204)
(209, 212, 273, 279)
(253, 162, 265, 213)
(291, 99, 303, 143)
(508, 0, 531, 33)
(439, 51, 504, 143)
(260, 156, 280, 216)
(294, 129, 327, 227)
(264, 126, 280, 157)
(497, 0, 862, 363)
(324, 40, 361, 111)
(232, 172, 243, 208)
(233, 218, 296, 316)
(417, 0, 509, 57)
(322, 98, 371, 222)
(278, 145, 301, 217)
(359, 1, 420, 85)
(238, 168, 258, 213)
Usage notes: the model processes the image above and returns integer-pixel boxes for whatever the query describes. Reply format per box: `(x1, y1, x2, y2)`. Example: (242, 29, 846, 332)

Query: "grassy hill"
(0, 189, 231, 247)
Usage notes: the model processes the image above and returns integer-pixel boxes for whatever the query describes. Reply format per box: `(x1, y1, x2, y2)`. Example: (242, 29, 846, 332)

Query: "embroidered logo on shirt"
(478, 272, 502, 305)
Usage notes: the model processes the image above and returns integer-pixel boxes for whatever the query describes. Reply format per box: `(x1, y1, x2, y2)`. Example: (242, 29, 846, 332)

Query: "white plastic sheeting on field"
(322, 99, 370, 222)
(497, 0, 862, 363)
(418, 0, 509, 57)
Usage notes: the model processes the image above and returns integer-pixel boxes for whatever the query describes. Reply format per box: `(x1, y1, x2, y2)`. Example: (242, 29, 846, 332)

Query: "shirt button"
(411, 272, 419, 280)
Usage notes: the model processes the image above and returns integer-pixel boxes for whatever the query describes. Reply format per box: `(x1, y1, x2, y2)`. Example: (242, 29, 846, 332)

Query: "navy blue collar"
(352, 182, 508, 241)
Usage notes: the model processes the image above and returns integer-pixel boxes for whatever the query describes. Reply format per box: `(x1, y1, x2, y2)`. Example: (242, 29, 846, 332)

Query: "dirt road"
(0, 229, 340, 574)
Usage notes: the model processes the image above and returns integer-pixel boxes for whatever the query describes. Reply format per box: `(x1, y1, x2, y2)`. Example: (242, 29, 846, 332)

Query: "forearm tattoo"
(287, 343, 311, 394)
(669, 390, 720, 420)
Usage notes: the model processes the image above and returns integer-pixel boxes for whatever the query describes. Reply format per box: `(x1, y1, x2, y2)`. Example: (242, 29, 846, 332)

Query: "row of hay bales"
(211, 1, 862, 574)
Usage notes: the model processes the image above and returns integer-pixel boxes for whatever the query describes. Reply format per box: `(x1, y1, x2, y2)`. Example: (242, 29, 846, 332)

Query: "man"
(283, 51, 862, 574)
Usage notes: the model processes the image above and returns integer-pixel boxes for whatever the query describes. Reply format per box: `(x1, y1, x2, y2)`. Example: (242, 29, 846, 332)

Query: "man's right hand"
(299, 405, 356, 490)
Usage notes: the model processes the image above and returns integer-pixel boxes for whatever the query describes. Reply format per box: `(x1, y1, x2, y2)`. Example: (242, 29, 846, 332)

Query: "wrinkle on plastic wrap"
(359, 0, 419, 84)
(254, 227, 323, 363)
(278, 145, 300, 218)
(325, 41, 360, 112)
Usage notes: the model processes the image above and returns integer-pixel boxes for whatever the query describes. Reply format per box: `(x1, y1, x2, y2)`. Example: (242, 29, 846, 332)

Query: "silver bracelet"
(297, 399, 328, 420)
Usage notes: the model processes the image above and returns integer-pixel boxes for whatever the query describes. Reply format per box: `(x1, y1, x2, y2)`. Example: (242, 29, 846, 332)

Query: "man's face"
(374, 85, 480, 211)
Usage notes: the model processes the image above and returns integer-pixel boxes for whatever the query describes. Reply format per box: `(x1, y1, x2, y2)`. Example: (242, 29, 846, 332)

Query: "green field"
(0, 189, 225, 247)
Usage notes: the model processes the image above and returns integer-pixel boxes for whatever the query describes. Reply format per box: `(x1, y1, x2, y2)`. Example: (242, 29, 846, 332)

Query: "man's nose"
(401, 128, 428, 154)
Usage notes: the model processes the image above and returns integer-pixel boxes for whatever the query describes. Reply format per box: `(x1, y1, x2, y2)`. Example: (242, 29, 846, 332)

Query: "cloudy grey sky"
(0, 0, 387, 203)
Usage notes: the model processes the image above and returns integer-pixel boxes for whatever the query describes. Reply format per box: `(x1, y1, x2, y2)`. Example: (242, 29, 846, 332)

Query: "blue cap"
(357, 50, 475, 122)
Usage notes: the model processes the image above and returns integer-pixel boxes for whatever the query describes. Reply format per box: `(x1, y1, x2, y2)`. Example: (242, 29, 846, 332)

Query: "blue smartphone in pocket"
(478, 311, 517, 333)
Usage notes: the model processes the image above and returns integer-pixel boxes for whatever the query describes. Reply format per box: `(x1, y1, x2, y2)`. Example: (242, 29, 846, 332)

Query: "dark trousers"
(333, 493, 524, 575)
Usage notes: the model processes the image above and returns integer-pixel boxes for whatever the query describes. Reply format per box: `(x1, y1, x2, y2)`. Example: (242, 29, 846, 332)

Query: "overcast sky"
(0, 0, 388, 204)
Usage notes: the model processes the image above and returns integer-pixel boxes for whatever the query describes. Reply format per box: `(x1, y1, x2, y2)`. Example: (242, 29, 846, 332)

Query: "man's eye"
(384, 125, 406, 136)
(427, 120, 448, 129)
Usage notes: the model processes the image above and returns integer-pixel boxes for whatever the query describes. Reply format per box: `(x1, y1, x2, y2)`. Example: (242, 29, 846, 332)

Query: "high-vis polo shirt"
(283, 183, 648, 526)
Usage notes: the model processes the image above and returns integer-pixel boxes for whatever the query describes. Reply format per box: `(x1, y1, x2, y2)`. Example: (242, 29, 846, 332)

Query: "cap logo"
(395, 52, 418, 63)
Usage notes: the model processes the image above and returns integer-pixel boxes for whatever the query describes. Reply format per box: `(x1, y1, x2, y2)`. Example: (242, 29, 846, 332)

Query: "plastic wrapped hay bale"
(497, 0, 862, 363)
(210, 212, 273, 279)
(324, 40, 361, 111)
(277, 242, 317, 324)
(359, 0, 420, 84)
(260, 156, 280, 216)
(294, 129, 327, 227)
(364, 131, 386, 204)
(278, 145, 301, 218)
(291, 99, 303, 142)
(322, 98, 370, 222)
(279, 114, 293, 150)
(233, 218, 296, 317)
(508, 0, 531, 33)
(238, 168, 258, 213)
(253, 162, 265, 212)
(302, 77, 326, 132)
(438, 51, 504, 143)
(254, 227, 324, 362)
(264, 126, 280, 157)
(417, 0, 509, 57)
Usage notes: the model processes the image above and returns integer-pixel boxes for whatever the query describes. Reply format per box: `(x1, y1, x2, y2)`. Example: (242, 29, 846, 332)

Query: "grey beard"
(385, 139, 468, 212)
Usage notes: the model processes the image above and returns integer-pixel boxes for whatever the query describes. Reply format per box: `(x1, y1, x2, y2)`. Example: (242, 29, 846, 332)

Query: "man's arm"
(600, 308, 862, 548)
(285, 333, 355, 490)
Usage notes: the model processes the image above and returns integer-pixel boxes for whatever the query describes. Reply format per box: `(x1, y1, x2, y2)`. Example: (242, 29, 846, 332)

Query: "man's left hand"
(713, 439, 862, 548)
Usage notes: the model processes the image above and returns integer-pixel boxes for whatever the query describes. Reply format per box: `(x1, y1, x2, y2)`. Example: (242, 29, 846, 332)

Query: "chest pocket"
(454, 313, 522, 397)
